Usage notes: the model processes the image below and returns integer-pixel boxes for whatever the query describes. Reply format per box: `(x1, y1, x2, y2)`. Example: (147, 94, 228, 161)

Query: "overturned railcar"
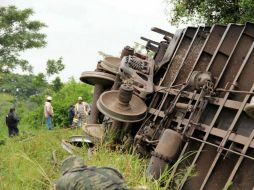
(137, 22, 254, 190)
(81, 22, 254, 190)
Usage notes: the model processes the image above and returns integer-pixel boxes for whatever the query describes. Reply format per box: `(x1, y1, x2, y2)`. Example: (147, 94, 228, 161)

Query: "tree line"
(166, 0, 254, 26)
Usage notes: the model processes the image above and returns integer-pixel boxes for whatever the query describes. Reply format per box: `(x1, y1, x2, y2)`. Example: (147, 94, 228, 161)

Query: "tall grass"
(0, 125, 195, 190)
(0, 126, 74, 190)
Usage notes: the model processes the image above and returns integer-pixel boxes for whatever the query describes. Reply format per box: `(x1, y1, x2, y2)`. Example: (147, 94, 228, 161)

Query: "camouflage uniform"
(55, 156, 129, 190)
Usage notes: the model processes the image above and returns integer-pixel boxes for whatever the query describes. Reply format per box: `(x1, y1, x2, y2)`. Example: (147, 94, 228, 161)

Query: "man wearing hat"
(55, 156, 129, 190)
(74, 97, 90, 127)
(44, 96, 54, 130)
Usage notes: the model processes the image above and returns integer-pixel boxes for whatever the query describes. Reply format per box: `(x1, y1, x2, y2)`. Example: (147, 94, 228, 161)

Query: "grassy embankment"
(0, 123, 197, 190)
(0, 92, 196, 190)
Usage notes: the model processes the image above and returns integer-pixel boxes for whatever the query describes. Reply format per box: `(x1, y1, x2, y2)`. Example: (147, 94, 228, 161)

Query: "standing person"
(5, 108, 19, 137)
(44, 96, 54, 130)
(75, 97, 90, 127)
(68, 105, 75, 127)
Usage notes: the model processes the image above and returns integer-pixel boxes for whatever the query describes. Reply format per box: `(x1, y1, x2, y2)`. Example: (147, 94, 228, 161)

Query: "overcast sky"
(2, 0, 176, 81)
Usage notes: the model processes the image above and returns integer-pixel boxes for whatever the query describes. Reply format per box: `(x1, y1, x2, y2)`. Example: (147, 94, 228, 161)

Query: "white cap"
(78, 97, 82, 101)
(47, 96, 52, 101)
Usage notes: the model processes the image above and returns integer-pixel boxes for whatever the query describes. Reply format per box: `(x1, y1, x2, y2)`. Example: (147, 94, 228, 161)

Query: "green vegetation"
(0, 6, 46, 73)
(0, 128, 78, 190)
(42, 80, 92, 128)
(0, 79, 196, 190)
(0, 126, 195, 190)
(0, 73, 47, 98)
(0, 75, 194, 190)
(0, 79, 92, 128)
(166, 0, 254, 25)
(0, 7, 94, 189)
(46, 57, 65, 77)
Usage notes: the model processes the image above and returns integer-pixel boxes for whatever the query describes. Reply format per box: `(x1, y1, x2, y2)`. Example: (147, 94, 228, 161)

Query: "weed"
(0, 125, 196, 190)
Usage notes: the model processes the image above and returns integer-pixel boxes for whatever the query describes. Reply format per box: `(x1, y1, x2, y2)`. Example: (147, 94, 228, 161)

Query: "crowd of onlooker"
(5, 96, 90, 137)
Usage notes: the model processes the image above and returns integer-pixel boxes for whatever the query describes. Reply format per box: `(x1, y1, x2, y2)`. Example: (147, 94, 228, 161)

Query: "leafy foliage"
(32, 73, 48, 89)
(51, 80, 92, 127)
(25, 79, 92, 128)
(0, 6, 46, 72)
(166, 0, 254, 25)
(0, 73, 51, 99)
(51, 76, 63, 92)
(0, 93, 37, 130)
(46, 57, 65, 77)
(0, 93, 14, 127)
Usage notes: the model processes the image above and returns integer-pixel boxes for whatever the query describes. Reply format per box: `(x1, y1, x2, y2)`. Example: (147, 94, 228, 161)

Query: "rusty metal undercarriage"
(80, 22, 254, 190)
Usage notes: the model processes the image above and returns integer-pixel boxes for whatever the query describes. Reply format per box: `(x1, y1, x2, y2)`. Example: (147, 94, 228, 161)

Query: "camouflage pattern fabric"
(55, 156, 129, 190)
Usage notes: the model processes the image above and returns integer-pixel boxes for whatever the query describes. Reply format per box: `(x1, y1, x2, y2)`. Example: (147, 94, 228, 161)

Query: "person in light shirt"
(74, 96, 90, 127)
(44, 96, 54, 130)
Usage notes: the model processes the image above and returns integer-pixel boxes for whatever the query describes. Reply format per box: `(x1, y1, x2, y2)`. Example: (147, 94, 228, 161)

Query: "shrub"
(25, 80, 92, 129)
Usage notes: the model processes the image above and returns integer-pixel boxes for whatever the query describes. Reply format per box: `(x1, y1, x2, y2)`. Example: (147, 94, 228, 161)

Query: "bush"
(0, 93, 14, 128)
(25, 80, 92, 129)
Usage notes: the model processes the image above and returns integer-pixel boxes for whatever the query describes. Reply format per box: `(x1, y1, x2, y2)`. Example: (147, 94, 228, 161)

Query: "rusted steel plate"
(192, 25, 226, 73)
(156, 29, 183, 71)
(207, 24, 244, 83)
(82, 21, 254, 190)
(142, 23, 254, 190)
(179, 26, 254, 189)
(215, 23, 254, 91)
(172, 27, 210, 86)
(198, 43, 254, 190)
(160, 27, 198, 87)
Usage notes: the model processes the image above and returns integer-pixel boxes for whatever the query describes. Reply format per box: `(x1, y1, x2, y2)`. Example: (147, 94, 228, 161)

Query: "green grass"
(0, 126, 159, 189)
(0, 125, 195, 190)
(0, 126, 73, 190)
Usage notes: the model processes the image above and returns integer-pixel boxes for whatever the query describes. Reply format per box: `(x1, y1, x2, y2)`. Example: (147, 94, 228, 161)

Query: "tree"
(0, 6, 47, 73)
(0, 72, 49, 98)
(51, 76, 63, 92)
(46, 57, 65, 76)
(32, 73, 48, 88)
(166, 0, 254, 25)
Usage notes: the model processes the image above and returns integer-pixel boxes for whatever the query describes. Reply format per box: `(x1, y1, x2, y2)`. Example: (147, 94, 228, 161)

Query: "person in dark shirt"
(5, 108, 19, 137)
(68, 105, 75, 127)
